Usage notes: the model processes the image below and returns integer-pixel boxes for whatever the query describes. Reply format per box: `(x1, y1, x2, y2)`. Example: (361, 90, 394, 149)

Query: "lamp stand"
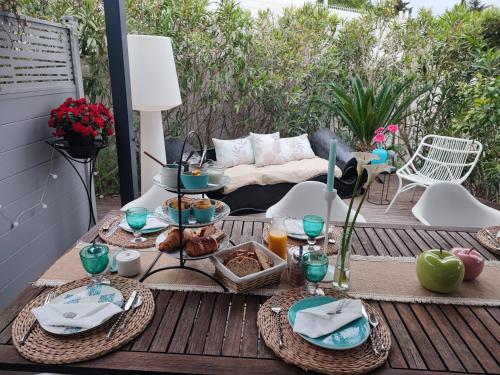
(139, 111, 165, 193)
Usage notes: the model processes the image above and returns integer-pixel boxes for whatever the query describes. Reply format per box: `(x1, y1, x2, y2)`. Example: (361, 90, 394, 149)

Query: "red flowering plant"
(48, 97, 114, 143)
(372, 124, 399, 148)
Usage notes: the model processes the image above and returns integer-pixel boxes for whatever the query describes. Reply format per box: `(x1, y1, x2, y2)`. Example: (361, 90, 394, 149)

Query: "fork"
(19, 290, 56, 345)
(271, 306, 284, 349)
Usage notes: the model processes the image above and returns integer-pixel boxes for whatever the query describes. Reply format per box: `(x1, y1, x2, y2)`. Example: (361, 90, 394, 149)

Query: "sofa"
(164, 128, 360, 214)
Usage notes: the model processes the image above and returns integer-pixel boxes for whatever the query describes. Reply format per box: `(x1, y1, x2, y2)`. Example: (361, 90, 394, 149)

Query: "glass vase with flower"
(333, 153, 390, 290)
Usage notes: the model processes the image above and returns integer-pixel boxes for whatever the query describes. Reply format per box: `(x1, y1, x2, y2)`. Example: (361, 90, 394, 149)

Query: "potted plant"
(372, 124, 399, 164)
(48, 97, 114, 158)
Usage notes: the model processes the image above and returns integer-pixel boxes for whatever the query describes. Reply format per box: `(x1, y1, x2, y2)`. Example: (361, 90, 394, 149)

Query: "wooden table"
(0, 215, 499, 374)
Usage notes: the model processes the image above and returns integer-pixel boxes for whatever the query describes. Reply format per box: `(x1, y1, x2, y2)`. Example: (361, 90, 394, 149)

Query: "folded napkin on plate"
(32, 302, 122, 329)
(293, 299, 363, 338)
(119, 216, 168, 232)
(285, 219, 306, 235)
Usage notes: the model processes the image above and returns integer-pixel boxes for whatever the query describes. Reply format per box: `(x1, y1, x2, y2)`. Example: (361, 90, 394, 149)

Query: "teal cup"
(167, 201, 191, 224)
(181, 172, 209, 189)
(192, 199, 216, 223)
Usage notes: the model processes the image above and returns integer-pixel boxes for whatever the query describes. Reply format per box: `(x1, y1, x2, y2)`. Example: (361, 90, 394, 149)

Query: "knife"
(105, 216, 121, 238)
(107, 290, 137, 339)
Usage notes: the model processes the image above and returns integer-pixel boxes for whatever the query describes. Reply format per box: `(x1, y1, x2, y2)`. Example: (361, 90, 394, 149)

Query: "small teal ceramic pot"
(167, 202, 191, 224)
(371, 147, 388, 164)
(181, 172, 209, 189)
(192, 200, 216, 223)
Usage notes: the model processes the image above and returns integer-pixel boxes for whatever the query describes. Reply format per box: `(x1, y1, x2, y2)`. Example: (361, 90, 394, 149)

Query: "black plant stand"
(367, 170, 395, 205)
(139, 131, 228, 291)
(46, 139, 107, 230)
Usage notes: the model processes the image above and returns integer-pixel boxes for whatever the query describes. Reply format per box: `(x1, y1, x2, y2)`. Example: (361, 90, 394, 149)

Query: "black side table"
(46, 139, 107, 230)
(367, 166, 397, 205)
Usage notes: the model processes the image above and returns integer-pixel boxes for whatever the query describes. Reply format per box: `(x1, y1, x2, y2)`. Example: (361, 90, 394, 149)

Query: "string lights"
(11, 145, 57, 228)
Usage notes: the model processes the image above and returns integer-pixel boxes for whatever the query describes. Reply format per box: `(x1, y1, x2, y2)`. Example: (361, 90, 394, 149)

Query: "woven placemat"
(98, 215, 159, 249)
(263, 224, 342, 256)
(477, 226, 500, 256)
(257, 289, 391, 375)
(12, 275, 155, 364)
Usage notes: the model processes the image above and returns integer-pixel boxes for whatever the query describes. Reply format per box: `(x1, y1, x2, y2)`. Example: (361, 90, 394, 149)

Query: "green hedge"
(17, 0, 499, 202)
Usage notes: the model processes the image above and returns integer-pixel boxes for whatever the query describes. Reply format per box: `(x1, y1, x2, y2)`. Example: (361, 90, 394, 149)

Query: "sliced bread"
(225, 256, 261, 277)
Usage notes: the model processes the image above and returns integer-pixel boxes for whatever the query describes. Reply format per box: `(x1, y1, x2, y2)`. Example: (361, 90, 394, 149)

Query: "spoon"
(368, 313, 380, 355)
(271, 306, 284, 349)
(119, 295, 143, 331)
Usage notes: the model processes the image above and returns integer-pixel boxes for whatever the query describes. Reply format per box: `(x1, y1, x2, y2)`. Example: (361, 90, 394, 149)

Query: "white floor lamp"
(122, 35, 182, 211)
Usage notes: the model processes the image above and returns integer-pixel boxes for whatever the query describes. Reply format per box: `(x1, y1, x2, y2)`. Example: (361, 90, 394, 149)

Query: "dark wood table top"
(0, 214, 498, 374)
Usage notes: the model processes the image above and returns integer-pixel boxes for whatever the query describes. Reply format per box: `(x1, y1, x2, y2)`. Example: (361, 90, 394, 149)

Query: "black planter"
(65, 133, 100, 159)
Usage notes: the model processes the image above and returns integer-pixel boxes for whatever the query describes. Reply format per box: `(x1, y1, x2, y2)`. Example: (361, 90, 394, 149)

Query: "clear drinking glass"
(268, 214, 288, 260)
(302, 215, 324, 251)
(125, 207, 148, 243)
(301, 250, 329, 296)
(80, 243, 109, 286)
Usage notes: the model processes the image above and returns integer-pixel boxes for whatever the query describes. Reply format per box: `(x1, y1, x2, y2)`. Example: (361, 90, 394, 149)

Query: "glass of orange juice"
(268, 214, 288, 260)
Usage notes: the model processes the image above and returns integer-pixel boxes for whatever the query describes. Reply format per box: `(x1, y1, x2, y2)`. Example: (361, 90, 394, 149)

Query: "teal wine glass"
(80, 243, 109, 286)
(126, 207, 148, 243)
(301, 251, 329, 296)
(303, 215, 324, 251)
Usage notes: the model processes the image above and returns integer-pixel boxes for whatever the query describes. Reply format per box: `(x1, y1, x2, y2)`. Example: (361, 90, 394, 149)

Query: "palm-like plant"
(327, 75, 428, 149)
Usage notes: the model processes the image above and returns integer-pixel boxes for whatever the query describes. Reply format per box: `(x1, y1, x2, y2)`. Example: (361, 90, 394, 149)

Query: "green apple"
(416, 249, 465, 293)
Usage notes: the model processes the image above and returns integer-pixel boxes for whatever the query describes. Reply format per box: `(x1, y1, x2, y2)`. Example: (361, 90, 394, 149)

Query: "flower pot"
(65, 133, 97, 159)
(371, 147, 388, 164)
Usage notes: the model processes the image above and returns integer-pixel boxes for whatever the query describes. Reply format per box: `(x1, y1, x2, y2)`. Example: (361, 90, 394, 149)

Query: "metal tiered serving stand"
(140, 131, 228, 290)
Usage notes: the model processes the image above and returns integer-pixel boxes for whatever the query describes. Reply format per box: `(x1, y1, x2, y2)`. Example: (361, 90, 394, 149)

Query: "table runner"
(35, 242, 500, 306)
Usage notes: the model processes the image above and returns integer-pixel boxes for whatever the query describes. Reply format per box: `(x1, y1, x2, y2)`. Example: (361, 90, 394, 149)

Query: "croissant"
(158, 228, 181, 252)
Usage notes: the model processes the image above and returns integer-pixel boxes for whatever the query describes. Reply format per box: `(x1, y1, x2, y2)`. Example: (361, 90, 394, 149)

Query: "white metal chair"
(265, 181, 367, 223)
(386, 135, 482, 213)
(412, 182, 500, 228)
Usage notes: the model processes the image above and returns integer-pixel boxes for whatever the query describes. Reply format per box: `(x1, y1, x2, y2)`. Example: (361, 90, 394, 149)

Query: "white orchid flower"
(363, 163, 391, 184)
(352, 152, 380, 176)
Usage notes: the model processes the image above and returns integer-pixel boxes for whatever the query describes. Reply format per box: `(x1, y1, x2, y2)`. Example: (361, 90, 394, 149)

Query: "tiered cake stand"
(140, 131, 229, 291)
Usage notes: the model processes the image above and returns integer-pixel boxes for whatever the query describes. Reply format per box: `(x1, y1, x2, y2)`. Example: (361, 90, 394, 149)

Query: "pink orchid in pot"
(371, 125, 399, 164)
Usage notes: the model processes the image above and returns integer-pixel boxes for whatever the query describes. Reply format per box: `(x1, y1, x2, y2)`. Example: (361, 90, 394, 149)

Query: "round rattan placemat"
(98, 215, 159, 249)
(257, 288, 391, 375)
(477, 226, 500, 256)
(263, 224, 342, 256)
(12, 276, 155, 364)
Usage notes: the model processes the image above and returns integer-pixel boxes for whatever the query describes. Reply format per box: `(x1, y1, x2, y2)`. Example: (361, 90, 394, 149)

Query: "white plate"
(285, 218, 326, 240)
(39, 285, 124, 335)
(155, 230, 230, 260)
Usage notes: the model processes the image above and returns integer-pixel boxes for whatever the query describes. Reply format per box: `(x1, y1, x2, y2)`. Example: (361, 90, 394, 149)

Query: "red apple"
(451, 248, 484, 281)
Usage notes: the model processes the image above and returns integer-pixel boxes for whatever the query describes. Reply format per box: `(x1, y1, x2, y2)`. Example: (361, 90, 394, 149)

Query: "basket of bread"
(211, 242, 287, 293)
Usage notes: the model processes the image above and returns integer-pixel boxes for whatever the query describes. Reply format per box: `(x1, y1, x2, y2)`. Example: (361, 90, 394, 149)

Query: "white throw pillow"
(249, 132, 285, 167)
(212, 137, 255, 168)
(280, 134, 315, 162)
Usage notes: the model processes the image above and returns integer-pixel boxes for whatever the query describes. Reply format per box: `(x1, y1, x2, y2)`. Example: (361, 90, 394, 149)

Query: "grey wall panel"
(0, 200, 88, 305)
(0, 13, 88, 309)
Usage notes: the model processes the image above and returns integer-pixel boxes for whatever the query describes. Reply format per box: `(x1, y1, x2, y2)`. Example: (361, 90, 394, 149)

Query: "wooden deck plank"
(222, 294, 246, 357)
(439, 305, 499, 374)
(394, 303, 446, 371)
(203, 293, 231, 356)
(258, 296, 276, 360)
(410, 304, 465, 373)
(399, 229, 425, 254)
(187, 293, 217, 355)
(379, 302, 426, 370)
(241, 295, 260, 358)
(375, 228, 407, 256)
(383, 228, 413, 256)
(355, 228, 378, 256)
(470, 306, 500, 343)
(351, 230, 368, 255)
(149, 292, 187, 353)
(457, 232, 496, 260)
(364, 228, 390, 256)
(168, 292, 202, 354)
(130, 290, 164, 352)
(425, 305, 484, 373)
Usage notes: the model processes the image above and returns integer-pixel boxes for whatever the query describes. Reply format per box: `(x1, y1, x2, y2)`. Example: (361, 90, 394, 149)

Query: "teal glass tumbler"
(80, 243, 109, 286)
(303, 214, 324, 251)
(126, 207, 148, 243)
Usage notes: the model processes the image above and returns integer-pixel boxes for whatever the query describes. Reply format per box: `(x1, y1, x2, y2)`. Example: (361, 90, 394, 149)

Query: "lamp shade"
(127, 34, 182, 111)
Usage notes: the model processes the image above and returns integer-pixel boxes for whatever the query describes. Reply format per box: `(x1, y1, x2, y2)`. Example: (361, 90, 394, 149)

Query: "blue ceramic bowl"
(167, 201, 191, 224)
(181, 172, 209, 190)
(192, 200, 216, 223)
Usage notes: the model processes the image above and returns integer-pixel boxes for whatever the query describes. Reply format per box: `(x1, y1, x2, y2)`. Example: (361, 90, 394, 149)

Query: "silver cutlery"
(102, 215, 118, 231)
(368, 313, 387, 355)
(119, 295, 142, 331)
(327, 299, 346, 315)
(104, 216, 121, 238)
(485, 229, 499, 246)
(271, 306, 284, 349)
(107, 290, 137, 339)
(19, 290, 56, 345)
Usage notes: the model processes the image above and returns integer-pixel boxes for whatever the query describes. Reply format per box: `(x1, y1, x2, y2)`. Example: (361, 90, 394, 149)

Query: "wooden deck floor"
(96, 177, 423, 225)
